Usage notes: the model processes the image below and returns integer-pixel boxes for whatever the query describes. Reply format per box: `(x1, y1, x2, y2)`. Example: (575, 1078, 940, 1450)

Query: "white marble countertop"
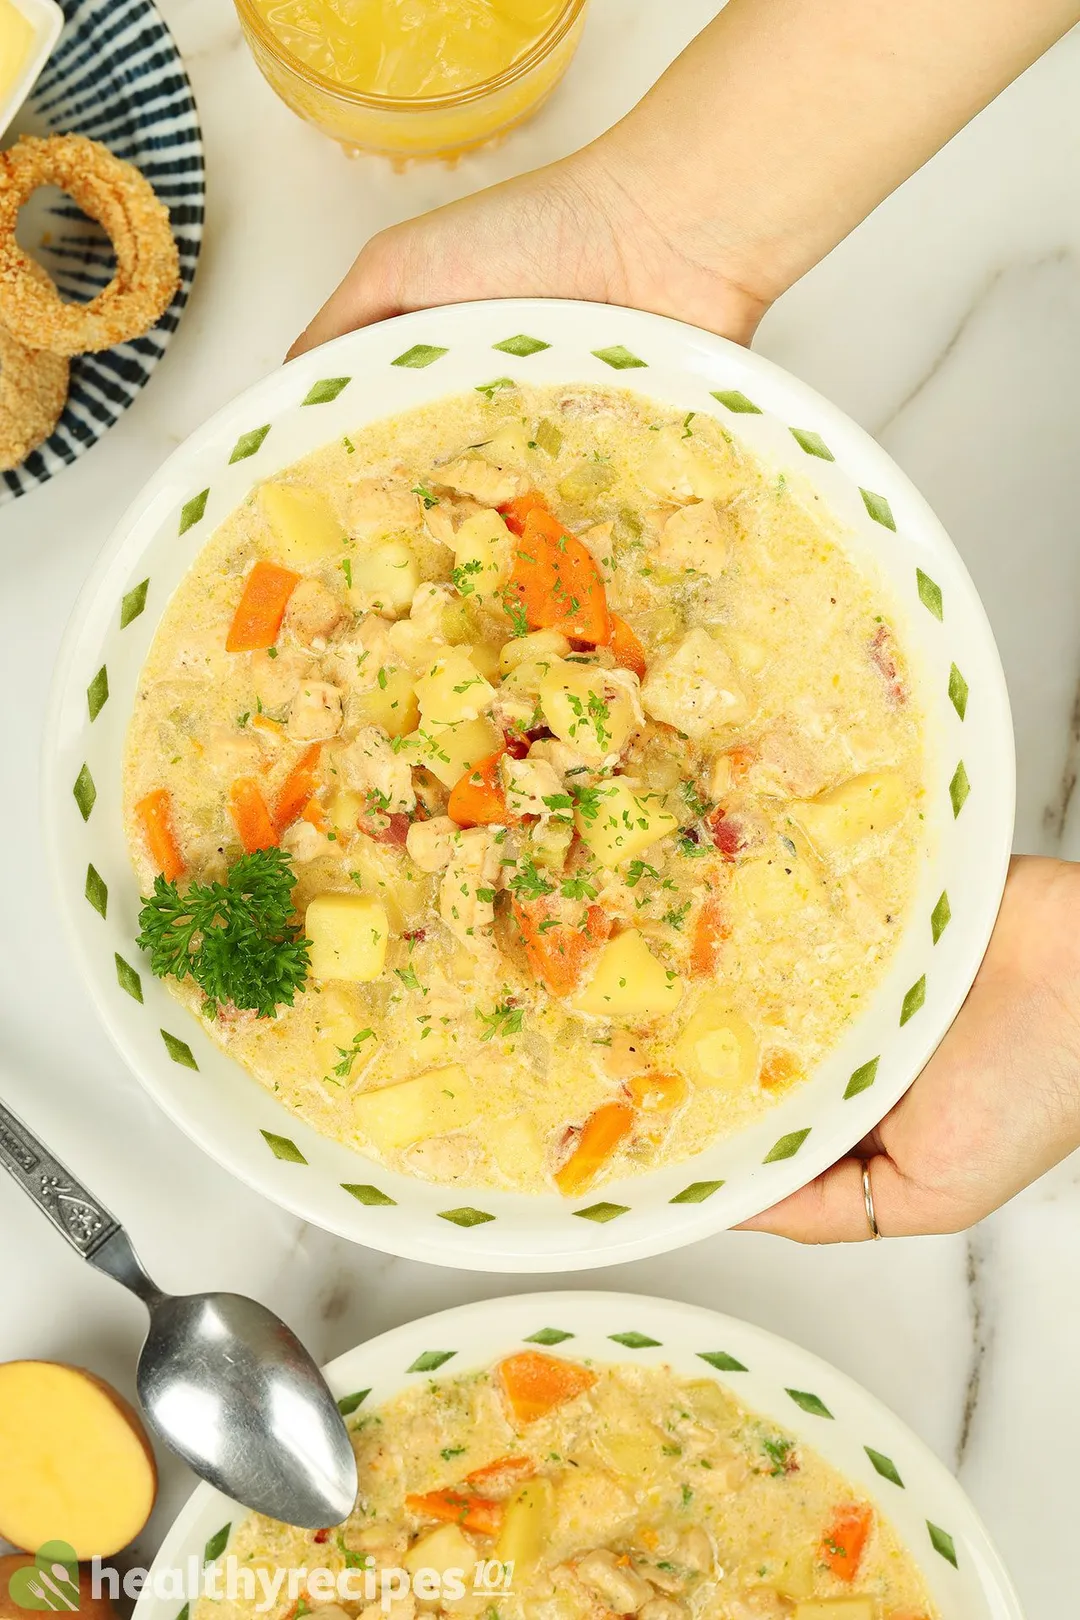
(2, 2, 1079, 1613)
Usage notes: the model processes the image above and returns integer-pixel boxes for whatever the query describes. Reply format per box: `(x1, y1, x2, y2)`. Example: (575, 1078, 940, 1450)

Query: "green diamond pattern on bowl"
(73, 764, 96, 821)
(710, 389, 761, 414)
(948, 663, 969, 720)
(438, 1207, 496, 1227)
(860, 488, 896, 531)
(900, 976, 927, 1026)
(175, 1605, 189, 1620)
(609, 1331, 661, 1349)
(786, 1388, 834, 1419)
(179, 489, 209, 535)
(408, 1350, 456, 1373)
(843, 1057, 879, 1100)
(493, 334, 550, 356)
(229, 424, 272, 464)
(475, 377, 517, 399)
(85, 863, 108, 919)
(525, 1328, 575, 1345)
(697, 1350, 748, 1372)
(574, 1201, 630, 1223)
(261, 1130, 307, 1163)
(592, 345, 646, 370)
(763, 1128, 811, 1163)
(916, 567, 944, 620)
(114, 953, 143, 1003)
(392, 345, 447, 369)
(670, 1179, 725, 1204)
(120, 578, 149, 628)
(303, 376, 352, 403)
(950, 761, 970, 817)
(790, 427, 835, 461)
(204, 1525, 230, 1565)
(931, 891, 952, 945)
(161, 1030, 197, 1069)
(87, 665, 109, 722)
(336, 1389, 370, 1416)
(865, 1446, 905, 1488)
(342, 1182, 397, 1206)
(928, 1522, 959, 1568)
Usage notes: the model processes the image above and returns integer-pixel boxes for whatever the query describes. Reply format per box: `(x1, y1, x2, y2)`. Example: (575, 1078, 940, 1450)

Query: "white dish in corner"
(0, 0, 62, 138)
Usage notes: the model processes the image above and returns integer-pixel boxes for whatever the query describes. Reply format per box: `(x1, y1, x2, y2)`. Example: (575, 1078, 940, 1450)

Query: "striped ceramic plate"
(1, 0, 204, 503)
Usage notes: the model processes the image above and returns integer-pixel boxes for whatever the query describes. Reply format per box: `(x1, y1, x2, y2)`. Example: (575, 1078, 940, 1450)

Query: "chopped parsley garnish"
(332, 1028, 376, 1078)
(663, 901, 691, 930)
(560, 873, 598, 901)
(478, 1000, 524, 1042)
(341, 558, 353, 589)
(452, 559, 483, 597)
(625, 858, 660, 889)
(762, 1436, 797, 1477)
(568, 779, 613, 824)
(395, 964, 424, 993)
(508, 857, 555, 901)
(412, 484, 439, 509)
(504, 596, 530, 637)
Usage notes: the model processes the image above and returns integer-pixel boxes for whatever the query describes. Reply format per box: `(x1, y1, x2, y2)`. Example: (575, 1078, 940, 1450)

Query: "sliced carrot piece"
(464, 1456, 536, 1492)
(506, 507, 611, 645)
(513, 899, 611, 997)
(300, 795, 329, 833)
(135, 788, 184, 882)
(447, 750, 511, 827)
(626, 1072, 688, 1112)
(555, 1101, 634, 1196)
(498, 1351, 598, 1424)
(499, 489, 551, 537)
(274, 744, 322, 832)
(821, 1503, 874, 1581)
(690, 893, 730, 977)
(607, 614, 647, 679)
(225, 560, 301, 653)
(230, 777, 278, 852)
(405, 1490, 503, 1537)
(759, 1049, 803, 1092)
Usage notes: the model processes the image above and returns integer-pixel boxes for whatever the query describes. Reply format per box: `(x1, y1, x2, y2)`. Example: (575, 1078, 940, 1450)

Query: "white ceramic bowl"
(0, 0, 62, 139)
(44, 300, 1015, 1271)
(133, 1291, 1022, 1620)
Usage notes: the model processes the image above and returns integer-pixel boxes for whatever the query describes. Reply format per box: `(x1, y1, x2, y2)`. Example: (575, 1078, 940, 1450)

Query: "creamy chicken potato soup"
(125, 383, 925, 1194)
(199, 1352, 935, 1620)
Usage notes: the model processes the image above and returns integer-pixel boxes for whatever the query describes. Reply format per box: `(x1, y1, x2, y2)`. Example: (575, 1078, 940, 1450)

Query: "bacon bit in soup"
(707, 808, 746, 859)
(869, 624, 907, 705)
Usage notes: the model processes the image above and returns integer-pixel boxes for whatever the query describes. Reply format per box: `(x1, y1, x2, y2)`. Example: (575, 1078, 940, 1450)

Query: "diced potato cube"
(354, 1064, 477, 1149)
(314, 983, 378, 1073)
(468, 641, 502, 682)
(452, 509, 513, 600)
(487, 420, 535, 466)
(594, 1425, 668, 1484)
(641, 629, 749, 740)
(409, 717, 503, 789)
(791, 772, 907, 854)
(326, 790, 364, 834)
(260, 484, 346, 565)
(347, 539, 420, 618)
(353, 664, 420, 738)
(415, 648, 496, 726)
(770, 1548, 817, 1602)
(575, 776, 678, 868)
(572, 930, 684, 1019)
(674, 1002, 757, 1090)
(490, 1115, 548, 1182)
(736, 854, 822, 918)
(539, 661, 636, 763)
(722, 628, 769, 673)
(404, 1523, 479, 1608)
(793, 1602, 877, 1620)
(306, 893, 389, 983)
(494, 1478, 554, 1572)
(500, 627, 571, 675)
(642, 425, 742, 503)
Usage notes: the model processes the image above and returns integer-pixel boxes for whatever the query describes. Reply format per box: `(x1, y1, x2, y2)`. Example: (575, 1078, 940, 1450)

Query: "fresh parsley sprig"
(136, 848, 310, 1019)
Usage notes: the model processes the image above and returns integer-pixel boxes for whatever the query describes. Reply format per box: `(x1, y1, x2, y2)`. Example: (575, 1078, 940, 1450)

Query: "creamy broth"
(124, 384, 926, 1194)
(199, 1355, 935, 1620)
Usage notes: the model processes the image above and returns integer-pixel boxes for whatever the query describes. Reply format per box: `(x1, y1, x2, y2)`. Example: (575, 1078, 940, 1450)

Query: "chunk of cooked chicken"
(655, 500, 732, 577)
(438, 455, 529, 507)
(439, 826, 501, 951)
(280, 818, 332, 863)
(286, 679, 344, 742)
(574, 1551, 654, 1613)
(339, 725, 415, 813)
(405, 814, 458, 873)
(348, 479, 420, 536)
(641, 629, 749, 740)
(579, 520, 615, 577)
(321, 615, 395, 687)
(423, 491, 484, 548)
(284, 578, 348, 648)
(527, 736, 595, 778)
(403, 1133, 479, 1182)
(408, 581, 453, 643)
(249, 647, 316, 708)
(501, 754, 563, 819)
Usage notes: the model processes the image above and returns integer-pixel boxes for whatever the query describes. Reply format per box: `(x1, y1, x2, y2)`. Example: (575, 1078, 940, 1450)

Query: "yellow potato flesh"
(409, 717, 503, 789)
(674, 1004, 758, 1090)
(306, 892, 389, 983)
(575, 777, 677, 868)
(353, 1064, 477, 1149)
(452, 509, 512, 599)
(403, 1523, 478, 1608)
(260, 483, 345, 565)
(539, 661, 634, 763)
(354, 666, 419, 738)
(572, 930, 683, 1019)
(347, 539, 420, 617)
(792, 771, 907, 854)
(414, 648, 496, 726)
(494, 1478, 554, 1571)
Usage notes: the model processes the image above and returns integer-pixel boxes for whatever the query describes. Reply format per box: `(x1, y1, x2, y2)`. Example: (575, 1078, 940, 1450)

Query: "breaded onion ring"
(0, 135, 180, 356)
(0, 323, 69, 471)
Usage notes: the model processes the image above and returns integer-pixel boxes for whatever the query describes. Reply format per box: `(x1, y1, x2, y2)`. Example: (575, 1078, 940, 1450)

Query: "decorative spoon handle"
(0, 1095, 120, 1257)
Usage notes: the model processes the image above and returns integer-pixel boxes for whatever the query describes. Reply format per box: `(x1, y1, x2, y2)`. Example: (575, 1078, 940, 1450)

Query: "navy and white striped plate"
(2, 0, 204, 504)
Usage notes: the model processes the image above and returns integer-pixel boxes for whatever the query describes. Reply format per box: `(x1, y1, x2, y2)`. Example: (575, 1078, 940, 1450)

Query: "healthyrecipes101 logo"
(6, 1544, 81, 1610)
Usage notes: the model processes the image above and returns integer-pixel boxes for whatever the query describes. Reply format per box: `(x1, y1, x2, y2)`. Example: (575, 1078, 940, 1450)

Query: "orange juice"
(235, 0, 588, 158)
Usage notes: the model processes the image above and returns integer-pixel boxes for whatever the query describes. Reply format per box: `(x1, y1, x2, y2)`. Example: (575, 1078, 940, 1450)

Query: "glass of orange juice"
(234, 0, 590, 161)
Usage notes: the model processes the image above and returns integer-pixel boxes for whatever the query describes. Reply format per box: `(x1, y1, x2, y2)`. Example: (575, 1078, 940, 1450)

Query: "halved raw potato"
(791, 772, 907, 854)
(674, 1003, 758, 1090)
(0, 1363, 157, 1558)
(409, 717, 503, 789)
(354, 1065, 477, 1149)
(415, 648, 496, 726)
(452, 509, 513, 600)
(306, 892, 389, 983)
(572, 930, 683, 1019)
(403, 1523, 479, 1607)
(260, 483, 345, 565)
(347, 539, 420, 618)
(641, 628, 749, 740)
(499, 627, 570, 676)
(494, 1478, 554, 1572)
(353, 665, 420, 738)
(793, 1603, 877, 1620)
(539, 661, 635, 763)
(575, 776, 677, 868)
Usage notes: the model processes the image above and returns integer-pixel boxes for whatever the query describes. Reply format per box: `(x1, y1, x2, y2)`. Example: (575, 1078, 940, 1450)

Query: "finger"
(736, 1152, 922, 1244)
(288, 239, 402, 359)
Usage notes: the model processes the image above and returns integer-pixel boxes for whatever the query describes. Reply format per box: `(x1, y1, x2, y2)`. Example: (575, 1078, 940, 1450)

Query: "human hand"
(741, 856, 1080, 1242)
(288, 140, 771, 359)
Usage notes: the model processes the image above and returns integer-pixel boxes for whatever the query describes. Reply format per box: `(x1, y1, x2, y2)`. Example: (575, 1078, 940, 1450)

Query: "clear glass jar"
(234, 0, 590, 162)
